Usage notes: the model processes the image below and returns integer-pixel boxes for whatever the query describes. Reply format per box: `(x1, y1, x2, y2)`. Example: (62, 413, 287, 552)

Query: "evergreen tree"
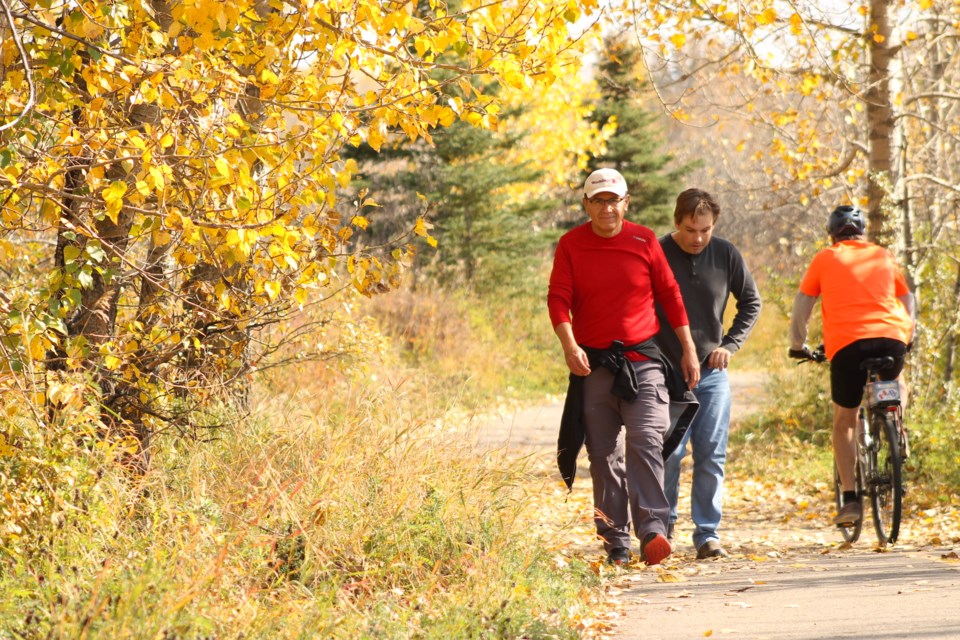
(347, 108, 559, 297)
(588, 36, 700, 228)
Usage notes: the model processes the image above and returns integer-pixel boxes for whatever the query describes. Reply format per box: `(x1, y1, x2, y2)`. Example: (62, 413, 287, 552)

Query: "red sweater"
(548, 220, 689, 354)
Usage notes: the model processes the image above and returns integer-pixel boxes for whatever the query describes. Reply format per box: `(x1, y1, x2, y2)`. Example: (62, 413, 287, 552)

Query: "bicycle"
(796, 345, 907, 545)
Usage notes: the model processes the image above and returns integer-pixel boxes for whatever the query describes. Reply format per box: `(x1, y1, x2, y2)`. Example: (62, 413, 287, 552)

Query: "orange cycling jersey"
(799, 239, 913, 360)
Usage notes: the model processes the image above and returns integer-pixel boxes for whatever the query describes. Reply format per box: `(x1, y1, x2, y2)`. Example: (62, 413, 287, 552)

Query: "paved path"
(476, 369, 960, 639)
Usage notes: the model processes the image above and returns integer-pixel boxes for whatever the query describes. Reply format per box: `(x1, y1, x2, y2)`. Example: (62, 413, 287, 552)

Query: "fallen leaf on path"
(666, 605, 683, 612)
(725, 601, 753, 608)
(941, 551, 959, 560)
(667, 590, 695, 598)
(657, 571, 683, 583)
(724, 586, 753, 595)
(618, 574, 645, 583)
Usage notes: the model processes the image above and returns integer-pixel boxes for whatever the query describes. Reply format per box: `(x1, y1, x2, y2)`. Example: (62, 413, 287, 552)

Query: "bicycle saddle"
(859, 356, 896, 371)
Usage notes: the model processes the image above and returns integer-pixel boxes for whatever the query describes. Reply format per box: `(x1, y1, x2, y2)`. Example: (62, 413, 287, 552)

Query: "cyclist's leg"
(832, 404, 858, 491)
(829, 343, 868, 493)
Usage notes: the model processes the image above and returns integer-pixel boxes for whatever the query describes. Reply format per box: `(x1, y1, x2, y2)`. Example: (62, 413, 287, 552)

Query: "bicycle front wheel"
(869, 411, 903, 544)
(833, 459, 862, 543)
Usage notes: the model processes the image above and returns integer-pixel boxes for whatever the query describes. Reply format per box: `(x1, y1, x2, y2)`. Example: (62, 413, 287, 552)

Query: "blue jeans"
(663, 366, 731, 549)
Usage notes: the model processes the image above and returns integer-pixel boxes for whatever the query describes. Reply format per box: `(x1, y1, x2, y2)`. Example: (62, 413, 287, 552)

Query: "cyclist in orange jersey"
(789, 206, 915, 526)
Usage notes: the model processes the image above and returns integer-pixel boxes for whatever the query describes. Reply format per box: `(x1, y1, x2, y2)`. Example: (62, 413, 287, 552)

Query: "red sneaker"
(641, 533, 671, 566)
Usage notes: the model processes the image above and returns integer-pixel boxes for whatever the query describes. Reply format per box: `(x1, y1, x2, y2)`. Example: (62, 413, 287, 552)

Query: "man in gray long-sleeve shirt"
(655, 188, 762, 559)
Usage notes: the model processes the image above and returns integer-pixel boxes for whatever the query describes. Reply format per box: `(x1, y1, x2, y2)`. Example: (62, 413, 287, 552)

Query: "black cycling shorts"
(830, 338, 908, 409)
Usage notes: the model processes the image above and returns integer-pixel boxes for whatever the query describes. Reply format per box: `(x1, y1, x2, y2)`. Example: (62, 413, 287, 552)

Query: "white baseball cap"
(583, 168, 628, 199)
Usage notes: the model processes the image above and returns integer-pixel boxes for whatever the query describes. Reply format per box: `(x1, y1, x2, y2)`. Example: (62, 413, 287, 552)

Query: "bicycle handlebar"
(790, 344, 827, 364)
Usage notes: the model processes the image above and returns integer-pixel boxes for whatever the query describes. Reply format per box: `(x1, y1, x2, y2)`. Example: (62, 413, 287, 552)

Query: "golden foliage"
(0, 0, 600, 455)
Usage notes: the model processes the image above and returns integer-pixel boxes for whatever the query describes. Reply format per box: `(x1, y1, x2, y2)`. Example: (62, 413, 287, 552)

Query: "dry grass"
(0, 307, 599, 638)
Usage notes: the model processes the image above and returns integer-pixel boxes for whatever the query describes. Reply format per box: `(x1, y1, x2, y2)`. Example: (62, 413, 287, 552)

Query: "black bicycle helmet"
(827, 205, 865, 238)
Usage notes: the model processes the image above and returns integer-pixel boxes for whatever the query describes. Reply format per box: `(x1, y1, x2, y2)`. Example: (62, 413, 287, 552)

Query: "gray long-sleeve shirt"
(655, 233, 762, 367)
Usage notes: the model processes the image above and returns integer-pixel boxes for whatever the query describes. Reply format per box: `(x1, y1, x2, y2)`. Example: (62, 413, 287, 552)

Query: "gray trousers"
(583, 359, 671, 550)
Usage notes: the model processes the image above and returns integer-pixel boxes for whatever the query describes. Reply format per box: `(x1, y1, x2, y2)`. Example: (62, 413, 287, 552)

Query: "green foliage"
(586, 36, 700, 228)
(351, 114, 561, 297)
(900, 403, 960, 499)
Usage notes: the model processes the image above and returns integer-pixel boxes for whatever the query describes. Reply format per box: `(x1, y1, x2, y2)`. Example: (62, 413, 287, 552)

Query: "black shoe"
(606, 547, 631, 566)
(667, 521, 675, 542)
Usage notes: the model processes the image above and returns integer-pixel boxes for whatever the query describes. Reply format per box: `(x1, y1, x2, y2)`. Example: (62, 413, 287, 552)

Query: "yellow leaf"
(102, 181, 127, 222)
(103, 180, 127, 204)
(260, 68, 279, 85)
(657, 571, 682, 582)
(670, 33, 686, 48)
(789, 13, 803, 34)
(160, 133, 174, 148)
(215, 157, 232, 178)
(149, 166, 165, 190)
(757, 8, 777, 25)
(368, 128, 384, 151)
(873, 33, 885, 43)
(264, 280, 281, 301)
(0, 434, 16, 457)
(414, 217, 430, 237)
(153, 229, 171, 246)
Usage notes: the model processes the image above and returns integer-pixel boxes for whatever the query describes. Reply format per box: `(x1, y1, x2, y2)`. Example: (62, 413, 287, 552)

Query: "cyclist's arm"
(789, 292, 818, 351)
(898, 291, 916, 320)
(898, 291, 917, 344)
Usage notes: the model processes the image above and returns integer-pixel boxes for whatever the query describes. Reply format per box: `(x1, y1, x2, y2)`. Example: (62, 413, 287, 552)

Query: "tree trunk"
(865, 0, 895, 245)
(944, 262, 960, 390)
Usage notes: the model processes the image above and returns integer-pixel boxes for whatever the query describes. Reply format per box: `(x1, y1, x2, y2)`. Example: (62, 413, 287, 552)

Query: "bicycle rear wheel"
(869, 411, 903, 544)
(833, 460, 862, 543)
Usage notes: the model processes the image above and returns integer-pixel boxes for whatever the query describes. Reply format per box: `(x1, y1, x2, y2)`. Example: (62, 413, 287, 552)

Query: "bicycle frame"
(797, 347, 905, 545)
(860, 358, 905, 545)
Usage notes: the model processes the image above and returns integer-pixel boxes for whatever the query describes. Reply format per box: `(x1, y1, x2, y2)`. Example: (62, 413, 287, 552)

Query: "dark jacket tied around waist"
(557, 338, 699, 490)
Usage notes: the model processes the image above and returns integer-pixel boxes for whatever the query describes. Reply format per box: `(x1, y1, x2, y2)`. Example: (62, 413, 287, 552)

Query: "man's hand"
(706, 347, 732, 370)
(555, 322, 591, 376)
(681, 350, 700, 390)
(564, 346, 591, 376)
(788, 345, 815, 360)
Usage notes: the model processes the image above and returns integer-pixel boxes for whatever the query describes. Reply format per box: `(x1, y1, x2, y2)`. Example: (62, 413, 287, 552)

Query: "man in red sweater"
(548, 168, 700, 566)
